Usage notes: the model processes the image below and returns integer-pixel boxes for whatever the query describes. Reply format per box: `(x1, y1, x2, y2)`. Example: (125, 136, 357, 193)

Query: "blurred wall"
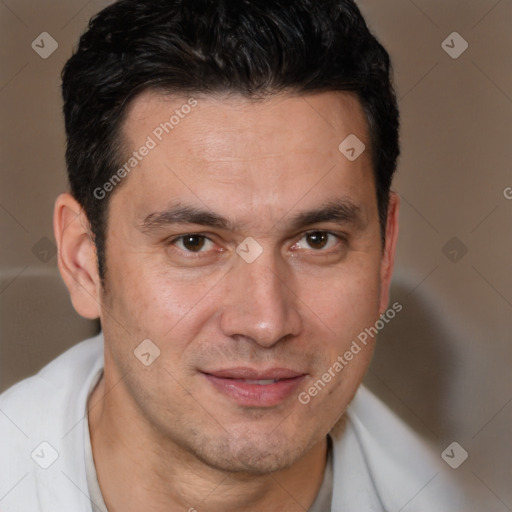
(356, 1, 512, 507)
(0, 0, 510, 508)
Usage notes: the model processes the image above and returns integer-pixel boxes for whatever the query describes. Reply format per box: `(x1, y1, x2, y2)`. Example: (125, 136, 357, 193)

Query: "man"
(0, 1, 473, 510)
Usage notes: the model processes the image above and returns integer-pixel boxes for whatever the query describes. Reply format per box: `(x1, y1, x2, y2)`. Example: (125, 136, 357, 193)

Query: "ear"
(53, 193, 102, 319)
(378, 191, 400, 315)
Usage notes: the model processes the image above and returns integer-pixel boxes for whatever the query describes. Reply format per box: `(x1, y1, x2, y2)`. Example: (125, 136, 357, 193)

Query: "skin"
(54, 90, 399, 512)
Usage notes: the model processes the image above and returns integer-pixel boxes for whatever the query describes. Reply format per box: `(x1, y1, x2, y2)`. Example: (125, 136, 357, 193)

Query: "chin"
(187, 426, 313, 475)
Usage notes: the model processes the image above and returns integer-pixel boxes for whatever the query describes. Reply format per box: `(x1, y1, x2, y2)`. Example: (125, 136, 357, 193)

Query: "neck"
(87, 373, 329, 512)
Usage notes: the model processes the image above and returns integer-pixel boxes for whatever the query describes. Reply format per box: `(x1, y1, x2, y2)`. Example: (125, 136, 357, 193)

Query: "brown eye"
(306, 231, 329, 250)
(290, 231, 342, 253)
(176, 235, 208, 252)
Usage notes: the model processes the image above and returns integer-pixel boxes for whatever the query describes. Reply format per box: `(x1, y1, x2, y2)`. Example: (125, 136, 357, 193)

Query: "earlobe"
(53, 193, 102, 319)
(378, 191, 400, 315)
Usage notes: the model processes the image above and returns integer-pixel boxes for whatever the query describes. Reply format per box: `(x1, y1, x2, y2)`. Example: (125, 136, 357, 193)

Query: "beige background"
(1, 0, 511, 507)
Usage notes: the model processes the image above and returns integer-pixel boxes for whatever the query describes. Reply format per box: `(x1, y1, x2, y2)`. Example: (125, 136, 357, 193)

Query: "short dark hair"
(62, 0, 399, 280)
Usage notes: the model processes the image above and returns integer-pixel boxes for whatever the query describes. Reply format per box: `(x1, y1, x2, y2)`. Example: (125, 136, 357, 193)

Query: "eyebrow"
(140, 204, 234, 233)
(139, 199, 365, 234)
(286, 200, 365, 232)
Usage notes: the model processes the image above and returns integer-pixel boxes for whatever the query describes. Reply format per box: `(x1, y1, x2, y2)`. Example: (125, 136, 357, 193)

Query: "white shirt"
(0, 333, 478, 511)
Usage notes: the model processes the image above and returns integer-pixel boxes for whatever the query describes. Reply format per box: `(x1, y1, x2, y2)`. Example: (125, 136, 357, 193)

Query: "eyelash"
(168, 230, 346, 257)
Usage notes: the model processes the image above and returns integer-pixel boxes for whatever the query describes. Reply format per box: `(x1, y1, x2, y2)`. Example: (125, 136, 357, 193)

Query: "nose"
(219, 249, 302, 348)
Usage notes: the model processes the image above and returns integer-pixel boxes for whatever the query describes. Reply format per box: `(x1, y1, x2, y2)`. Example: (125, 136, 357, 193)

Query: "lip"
(202, 367, 307, 407)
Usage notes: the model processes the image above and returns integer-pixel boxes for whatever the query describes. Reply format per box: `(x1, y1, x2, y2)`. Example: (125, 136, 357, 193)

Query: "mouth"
(201, 367, 307, 407)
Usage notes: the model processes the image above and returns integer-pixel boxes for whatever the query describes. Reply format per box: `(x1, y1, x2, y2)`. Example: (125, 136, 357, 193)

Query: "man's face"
(99, 90, 394, 473)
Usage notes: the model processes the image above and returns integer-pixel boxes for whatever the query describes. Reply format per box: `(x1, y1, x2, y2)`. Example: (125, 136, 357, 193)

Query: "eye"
(292, 231, 342, 251)
(172, 234, 215, 253)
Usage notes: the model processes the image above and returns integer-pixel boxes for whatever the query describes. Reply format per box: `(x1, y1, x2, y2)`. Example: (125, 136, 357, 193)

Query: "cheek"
(299, 262, 382, 339)
(104, 252, 210, 340)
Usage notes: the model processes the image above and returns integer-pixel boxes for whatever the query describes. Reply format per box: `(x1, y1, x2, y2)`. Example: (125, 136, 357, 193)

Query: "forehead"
(112, 90, 375, 228)
(122, 89, 369, 159)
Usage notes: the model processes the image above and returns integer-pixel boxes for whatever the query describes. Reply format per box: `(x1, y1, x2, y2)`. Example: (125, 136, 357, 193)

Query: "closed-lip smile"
(201, 367, 307, 407)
